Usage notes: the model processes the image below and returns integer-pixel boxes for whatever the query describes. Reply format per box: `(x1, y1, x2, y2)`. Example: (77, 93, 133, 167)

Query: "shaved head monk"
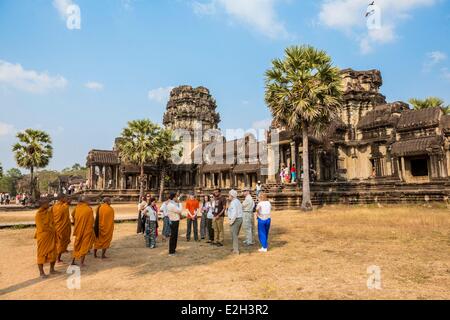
(71, 196, 94, 267)
(93, 197, 115, 259)
(35, 197, 59, 279)
(52, 194, 72, 263)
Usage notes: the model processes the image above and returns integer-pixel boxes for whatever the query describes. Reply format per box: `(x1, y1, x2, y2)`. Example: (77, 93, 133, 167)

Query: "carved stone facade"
(163, 86, 220, 133)
(268, 69, 450, 193)
(86, 71, 450, 205)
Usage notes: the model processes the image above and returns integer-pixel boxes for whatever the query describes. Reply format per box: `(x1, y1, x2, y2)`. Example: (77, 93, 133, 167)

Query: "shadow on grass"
(0, 221, 288, 295)
(0, 272, 66, 296)
(85, 221, 287, 277)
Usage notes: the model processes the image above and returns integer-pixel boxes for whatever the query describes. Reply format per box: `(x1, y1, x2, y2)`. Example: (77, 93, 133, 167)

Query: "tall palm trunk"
(139, 163, 145, 201)
(30, 166, 35, 201)
(158, 166, 166, 202)
(301, 124, 312, 211)
(294, 138, 300, 186)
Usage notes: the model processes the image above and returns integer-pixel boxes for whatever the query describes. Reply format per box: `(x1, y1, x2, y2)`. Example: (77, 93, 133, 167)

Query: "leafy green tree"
(265, 45, 343, 211)
(155, 128, 182, 202)
(0, 168, 23, 196)
(116, 119, 160, 200)
(0, 162, 3, 179)
(408, 97, 449, 114)
(12, 129, 53, 200)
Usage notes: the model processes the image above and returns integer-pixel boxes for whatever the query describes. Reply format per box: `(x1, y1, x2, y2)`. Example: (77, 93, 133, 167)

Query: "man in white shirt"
(242, 187, 255, 246)
(167, 192, 182, 256)
(227, 189, 243, 254)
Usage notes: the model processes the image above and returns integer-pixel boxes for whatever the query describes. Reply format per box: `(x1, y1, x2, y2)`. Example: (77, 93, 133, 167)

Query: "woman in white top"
(200, 195, 214, 242)
(255, 193, 272, 252)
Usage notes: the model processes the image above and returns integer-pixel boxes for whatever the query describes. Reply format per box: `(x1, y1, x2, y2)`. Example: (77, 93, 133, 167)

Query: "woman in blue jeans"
(255, 193, 271, 253)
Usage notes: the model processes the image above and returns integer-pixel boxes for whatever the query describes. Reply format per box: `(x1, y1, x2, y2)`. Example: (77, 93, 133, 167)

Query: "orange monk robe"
(52, 201, 71, 255)
(94, 203, 115, 250)
(72, 203, 94, 259)
(34, 207, 57, 265)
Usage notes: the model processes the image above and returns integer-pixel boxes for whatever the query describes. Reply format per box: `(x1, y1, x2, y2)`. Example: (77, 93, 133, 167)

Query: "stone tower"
(339, 69, 387, 140)
(163, 85, 220, 134)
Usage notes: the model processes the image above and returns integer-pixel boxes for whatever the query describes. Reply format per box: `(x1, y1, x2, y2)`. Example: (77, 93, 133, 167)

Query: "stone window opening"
(410, 157, 429, 177)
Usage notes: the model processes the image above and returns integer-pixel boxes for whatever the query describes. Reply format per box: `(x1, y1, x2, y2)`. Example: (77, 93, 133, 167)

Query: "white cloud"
(192, 0, 289, 39)
(85, 81, 104, 91)
(318, 0, 438, 53)
(0, 122, 15, 137)
(121, 0, 134, 11)
(52, 0, 74, 19)
(148, 86, 174, 103)
(423, 51, 447, 72)
(193, 1, 216, 15)
(0, 60, 67, 94)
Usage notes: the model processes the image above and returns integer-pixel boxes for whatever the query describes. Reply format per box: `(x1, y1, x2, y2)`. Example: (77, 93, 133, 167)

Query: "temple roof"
(396, 107, 442, 132)
(201, 164, 233, 172)
(87, 150, 120, 166)
(440, 115, 450, 134)
(233, 163, 260, 173)
(391, 136, 442, 157)
(357, 102, 408, 130)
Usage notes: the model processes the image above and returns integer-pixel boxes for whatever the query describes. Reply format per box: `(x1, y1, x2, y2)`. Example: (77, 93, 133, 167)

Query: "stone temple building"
(85, 69, 450, 206)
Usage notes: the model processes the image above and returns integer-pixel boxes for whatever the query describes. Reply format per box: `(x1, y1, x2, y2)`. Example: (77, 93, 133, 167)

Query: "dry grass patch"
(0, 204, 448, 300)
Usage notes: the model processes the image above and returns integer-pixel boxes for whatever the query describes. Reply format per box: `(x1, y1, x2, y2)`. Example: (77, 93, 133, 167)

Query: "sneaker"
(169, 253, 176, 257)
(258, 248, 267, 252)
(216, 243, 224, 247)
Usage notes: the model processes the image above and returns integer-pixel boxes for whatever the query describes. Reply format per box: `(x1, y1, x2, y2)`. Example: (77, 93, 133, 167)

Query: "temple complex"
(84, 70, 450, 206)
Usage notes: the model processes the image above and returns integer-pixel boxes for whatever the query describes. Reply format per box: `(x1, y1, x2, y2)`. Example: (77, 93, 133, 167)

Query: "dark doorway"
(410, 157, 429, 177)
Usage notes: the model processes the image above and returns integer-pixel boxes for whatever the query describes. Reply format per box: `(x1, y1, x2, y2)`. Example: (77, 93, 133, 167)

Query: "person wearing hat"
(256, 181, 262, 199)
(35, 197, 59, 279)
(227, 189, 243, 254)
(242, 187, 255, 246)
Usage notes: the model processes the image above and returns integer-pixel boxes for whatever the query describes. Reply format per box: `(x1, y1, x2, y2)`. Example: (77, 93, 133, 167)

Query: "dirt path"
(0, 205, 449, 300)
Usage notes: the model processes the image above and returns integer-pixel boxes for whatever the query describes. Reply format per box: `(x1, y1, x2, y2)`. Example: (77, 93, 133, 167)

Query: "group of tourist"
(0, 193, 31, 206)
(137, 188, 272, 256)
(34, 188, 272, 278)
(279, 163, 318, 184)
(280, 164, 297, 184)
(34, 194, 115, 278)
(0, 192, 11, 205)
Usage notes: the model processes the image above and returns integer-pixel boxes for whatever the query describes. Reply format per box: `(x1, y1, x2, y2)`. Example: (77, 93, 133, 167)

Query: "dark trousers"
(137, 211, 144, 234)
(206, 218, 214, 241)
(186, 218, 198, 241)
(169, 220, 179, 254)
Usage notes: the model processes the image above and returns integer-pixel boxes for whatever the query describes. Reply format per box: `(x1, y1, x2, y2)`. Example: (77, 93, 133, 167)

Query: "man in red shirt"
(185, 193, 200, 241)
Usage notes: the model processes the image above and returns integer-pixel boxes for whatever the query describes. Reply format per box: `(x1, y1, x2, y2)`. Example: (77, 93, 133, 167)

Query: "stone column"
(90, 165, 95, 189)
(400, 157, 406, 182)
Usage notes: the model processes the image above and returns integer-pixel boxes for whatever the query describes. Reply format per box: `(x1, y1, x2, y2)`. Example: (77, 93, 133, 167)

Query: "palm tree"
(116, 119, 160, 201)
(265, 45, 343, 211)
(12, 129, 53, 201)
(408, 97, 449, 114)
(155, 128, 182, 202)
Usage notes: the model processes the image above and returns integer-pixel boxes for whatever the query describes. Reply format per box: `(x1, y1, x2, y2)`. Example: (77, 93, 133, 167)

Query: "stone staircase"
(260, 180, 450, 210)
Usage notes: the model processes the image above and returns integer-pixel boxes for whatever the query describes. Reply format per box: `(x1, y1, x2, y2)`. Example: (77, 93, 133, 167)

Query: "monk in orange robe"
(52, 194, 72, 263)
(94, 197, 115, 259)
(71, 196, 94, 267)
(35, 198, 59, 279)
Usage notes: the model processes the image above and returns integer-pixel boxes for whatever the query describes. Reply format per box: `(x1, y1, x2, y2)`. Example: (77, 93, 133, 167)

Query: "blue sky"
(0, 0, 449, 171)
